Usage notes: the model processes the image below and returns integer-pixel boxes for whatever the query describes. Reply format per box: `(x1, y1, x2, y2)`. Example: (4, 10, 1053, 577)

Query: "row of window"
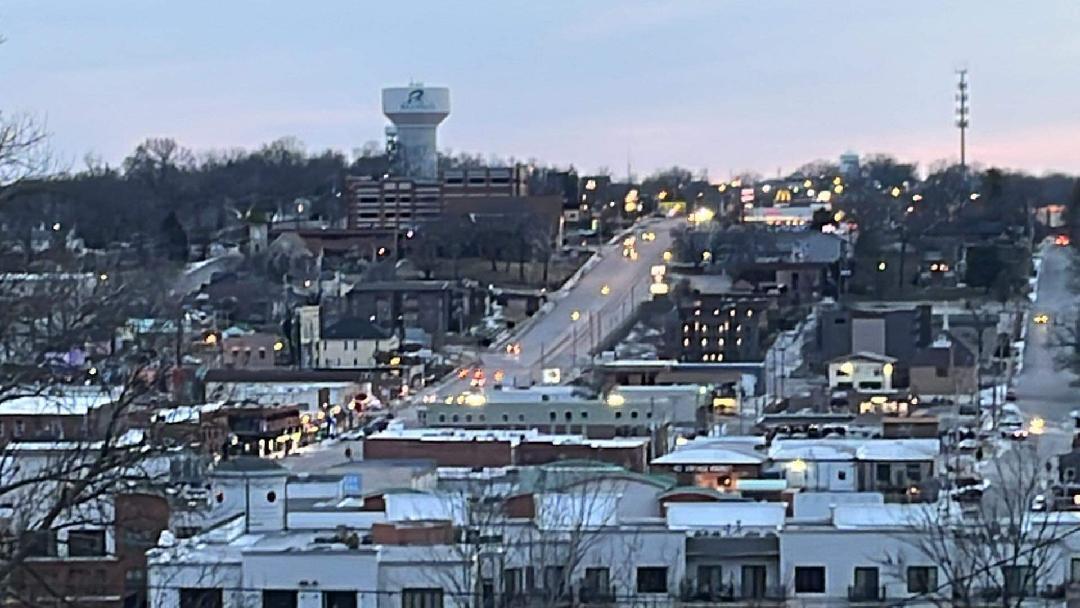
(181, 588, 433, 608)
(435, 409, 653, 424)
(792, 565, 938, 595)
(23, 529, 106, 558)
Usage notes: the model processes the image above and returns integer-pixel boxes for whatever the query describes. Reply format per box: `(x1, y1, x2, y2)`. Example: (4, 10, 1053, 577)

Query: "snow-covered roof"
(854, 439, 939, 461)
(652, 446, 765, 466)
(831, 504, 939, 529)
(768, 438, 939, 462)
(828, 351, 897, 365)
(0, 389, 118, 416)
(151, 402, 224, 424)
(384, 492, 465, 524)
(665, 502, 785, 531)
(369, 427, 648, 449)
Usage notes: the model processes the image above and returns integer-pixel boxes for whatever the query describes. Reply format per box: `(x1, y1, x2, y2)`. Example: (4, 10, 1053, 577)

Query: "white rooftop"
(369, 426, 648, 449)
(651, 436, 767, 466)
(0, 388, 118, 416)
(665, 502, 785, 531)
(768, 438, 939, 462)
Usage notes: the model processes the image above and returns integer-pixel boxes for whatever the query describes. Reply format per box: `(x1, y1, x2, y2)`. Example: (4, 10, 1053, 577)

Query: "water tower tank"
(382, 85, 450, 179)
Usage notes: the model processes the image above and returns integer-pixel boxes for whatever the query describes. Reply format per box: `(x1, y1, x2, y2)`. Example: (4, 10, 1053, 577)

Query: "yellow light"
(833, 185, 844, 194)
(761, 184, 772, 193)
(663, 250, 673, 262)
(803, 179, 812, 188)
(731, 179, 742, 188)
(606, 393, 625, 407)
(316, 411, 326, 420)
(832, 177, 842, 186)
(585, 179, 597, 191)
(877, 261, 887, 272)
(1029, 417, 1046, 435)
(600, 284, 611, 296)
(882, 363, 894, 377)
(890, 187, 901, 197)
(833, 210, 845, 222)
(702, 251, 712, 262)
(98, 273, 108, 281)
(570, 310, 581, 321)
(930, 263, 939, 272)
(464, 393, 487, 407)
(839, 361, 855, 376)
(789, 459, 808, 474)
(658, 190, 668, 200)
(301, 414, 311, 425)
(717, 184, 726, 193)
(204, 334, 218, 346)
(650, 282, 670, 295)
(330, 405, 342, 416)
(273, 341, 285, 352)
(690, 207, 715, 224)
(389, 356, 402, 366)
(912, 194, 923, 202)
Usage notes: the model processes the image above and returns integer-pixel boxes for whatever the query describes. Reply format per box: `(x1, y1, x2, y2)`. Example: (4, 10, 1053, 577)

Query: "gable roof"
(829, 351, 897, 365)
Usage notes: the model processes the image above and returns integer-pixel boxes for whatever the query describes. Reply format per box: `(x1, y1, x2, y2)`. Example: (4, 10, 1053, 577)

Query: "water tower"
(382, 84, 450, 180)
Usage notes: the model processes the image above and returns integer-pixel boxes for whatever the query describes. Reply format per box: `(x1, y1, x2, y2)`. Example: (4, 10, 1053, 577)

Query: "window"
(876, 463, 891, 484)
(259, 348, 267, 360)
(583, 567, 610, 592)
(935, 366, 948, 378)
(263, 590, 298, 608)
(323, 591, 357, 608)
(180, 588, 223, 608)
(636, 567, 668, 593)
(1072, 558, 1080, 583)
(401, 588, 442, 608)
(549, 412, 557, 421)
(503, 568, 522, 595)
(23, 530, 58, 557)
(697, 565, 723, 594)
(564, 411, 572, 421)
(906, 566, 937, 594)
(837, 470, 847, 481)
(1002, 565, 1035, 597)
(794, 566, 826, 593)
(906, 463, 923, 483)
(67, 529, 106, 557)
(14, 420, 24, 437)
(630, 411, 639, 419)
(852, 567, 880, 600)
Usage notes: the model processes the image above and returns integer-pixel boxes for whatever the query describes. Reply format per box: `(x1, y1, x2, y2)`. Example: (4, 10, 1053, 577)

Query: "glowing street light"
(570, 310, 581, 322)
(788, 458, 808, 474)
(877, 261, 887, 272)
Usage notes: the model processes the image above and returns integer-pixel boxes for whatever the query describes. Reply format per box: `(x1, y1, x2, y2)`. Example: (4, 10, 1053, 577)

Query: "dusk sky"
(3, 1, 1079, 178)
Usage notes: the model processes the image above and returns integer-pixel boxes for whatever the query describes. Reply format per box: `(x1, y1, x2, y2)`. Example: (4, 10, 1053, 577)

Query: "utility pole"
(955, 69, 970, 173)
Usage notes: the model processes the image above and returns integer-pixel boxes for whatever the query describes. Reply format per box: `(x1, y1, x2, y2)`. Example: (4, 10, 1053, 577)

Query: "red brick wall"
(371, 521, 454, 545)
(515, 443, 648, 472)
(363, 438, 513, 467)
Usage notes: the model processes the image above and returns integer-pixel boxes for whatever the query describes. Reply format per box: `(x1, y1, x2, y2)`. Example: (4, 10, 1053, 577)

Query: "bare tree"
(882, 443, 1065, 607)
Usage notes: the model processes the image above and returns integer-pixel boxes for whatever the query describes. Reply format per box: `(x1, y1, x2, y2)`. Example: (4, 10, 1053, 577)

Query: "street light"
(877, 261, 887, 272)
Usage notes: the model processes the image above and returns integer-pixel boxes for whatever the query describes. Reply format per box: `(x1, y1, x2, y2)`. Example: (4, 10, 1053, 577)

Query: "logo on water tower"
(400, 88, 434, 110)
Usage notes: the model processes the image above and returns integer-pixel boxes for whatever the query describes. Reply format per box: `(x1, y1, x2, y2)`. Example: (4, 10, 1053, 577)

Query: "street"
(1014, 242, 1078, 459)
(421, 215, 683, 400)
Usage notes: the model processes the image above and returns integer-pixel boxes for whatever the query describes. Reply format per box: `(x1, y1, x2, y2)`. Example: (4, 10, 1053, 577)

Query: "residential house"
(314, 317, 399, 370)
(908, 334, 978, 401)
(827, 352, 897, 392)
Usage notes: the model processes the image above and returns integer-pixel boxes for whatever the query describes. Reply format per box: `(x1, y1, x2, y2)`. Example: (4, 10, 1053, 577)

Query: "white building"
(827, 351, 897, 392)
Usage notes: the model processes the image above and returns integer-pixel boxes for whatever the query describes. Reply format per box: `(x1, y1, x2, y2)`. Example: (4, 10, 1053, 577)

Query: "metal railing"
(847, 585, 887, 602)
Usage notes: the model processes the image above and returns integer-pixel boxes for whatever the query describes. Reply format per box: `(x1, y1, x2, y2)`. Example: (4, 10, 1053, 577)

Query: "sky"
(2, 1, 1080, 178)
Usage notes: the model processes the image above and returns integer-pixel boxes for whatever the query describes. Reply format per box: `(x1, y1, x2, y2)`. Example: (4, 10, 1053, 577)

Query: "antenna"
(955, 69, 970, 173)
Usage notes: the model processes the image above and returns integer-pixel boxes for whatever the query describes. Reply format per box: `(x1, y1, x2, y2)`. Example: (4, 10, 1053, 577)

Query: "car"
(957, 438, 979, 452)
(1034, 313, 1050, 325)
(1031, 494, 1048, 512)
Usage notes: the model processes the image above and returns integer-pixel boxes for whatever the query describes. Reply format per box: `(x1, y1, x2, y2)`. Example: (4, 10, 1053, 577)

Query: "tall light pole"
(955, 69, 970, 173)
